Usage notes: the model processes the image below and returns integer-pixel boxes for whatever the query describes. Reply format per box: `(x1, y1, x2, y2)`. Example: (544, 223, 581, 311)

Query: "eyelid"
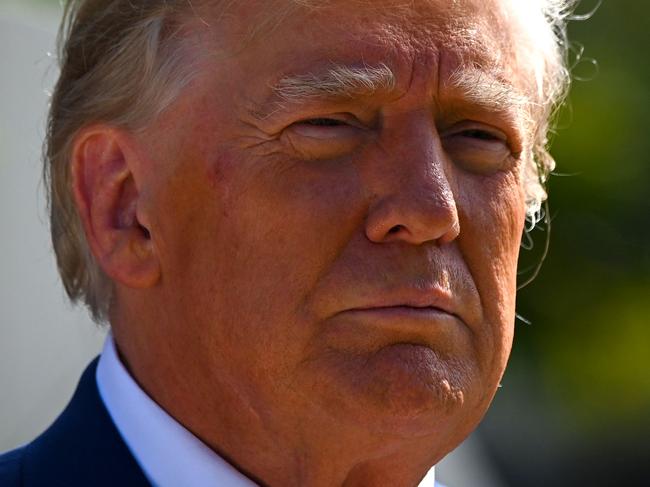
(441, 121, 508, 141)
(288, 114, 366, 139)
(439, 119, 521, 174)
(281, 113, 366, 160)
(294, 112, 365, 127)
(442, 120, 525, 160)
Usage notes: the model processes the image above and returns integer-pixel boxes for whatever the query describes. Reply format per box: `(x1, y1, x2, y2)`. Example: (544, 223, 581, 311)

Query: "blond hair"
(44, 0, 579, 322)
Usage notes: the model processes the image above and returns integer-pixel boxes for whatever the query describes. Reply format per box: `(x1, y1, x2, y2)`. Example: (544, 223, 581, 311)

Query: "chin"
(326, 343, 483, 438)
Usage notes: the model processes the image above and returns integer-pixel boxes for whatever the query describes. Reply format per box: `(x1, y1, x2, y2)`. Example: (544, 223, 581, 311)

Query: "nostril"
(388, 225, 403, 234)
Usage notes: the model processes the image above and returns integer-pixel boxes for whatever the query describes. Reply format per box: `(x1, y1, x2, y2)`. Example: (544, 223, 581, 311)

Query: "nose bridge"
(364, 110, 460, 245)
(378, 109, 448, 187)
(396, 115, 450, 190)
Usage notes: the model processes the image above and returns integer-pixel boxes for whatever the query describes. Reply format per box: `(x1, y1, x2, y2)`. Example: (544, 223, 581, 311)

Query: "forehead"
(177, 0, 538, 133)
(185, 0, 538, 117)
(197, 0, 528, 74)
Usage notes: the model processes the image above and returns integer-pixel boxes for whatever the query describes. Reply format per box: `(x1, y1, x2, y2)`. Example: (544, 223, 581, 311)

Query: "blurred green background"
(6, 0, 650, 485)
(482, 0, 650, 485)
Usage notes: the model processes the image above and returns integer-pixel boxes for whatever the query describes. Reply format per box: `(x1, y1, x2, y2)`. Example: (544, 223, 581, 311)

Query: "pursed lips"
(314, 279, 476, 358)
(341, 305, 459, 324)
(331, 303, 462, 350)
(336, 288, 464, 329)
(347, 287, 458, 316)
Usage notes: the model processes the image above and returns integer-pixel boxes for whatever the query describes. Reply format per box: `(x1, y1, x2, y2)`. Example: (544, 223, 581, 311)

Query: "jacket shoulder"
(0, 447, 24, 486)
(5, 358, 149, 487)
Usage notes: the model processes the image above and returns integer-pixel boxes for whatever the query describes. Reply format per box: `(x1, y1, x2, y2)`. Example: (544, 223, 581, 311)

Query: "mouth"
(341, 304, 458, 323)
(320, 290, 469, 358)
(344, 286, 460, 320)
(335, 304, 461, 340)
(323, 285, 467, 348)
(350, 302, 452, 313)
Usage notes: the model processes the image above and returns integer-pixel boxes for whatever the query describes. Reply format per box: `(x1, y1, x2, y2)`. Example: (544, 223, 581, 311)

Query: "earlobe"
(71, 127, 161, 289)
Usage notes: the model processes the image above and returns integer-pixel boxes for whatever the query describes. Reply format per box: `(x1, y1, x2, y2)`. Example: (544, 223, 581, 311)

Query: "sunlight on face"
(132, 0, 531, 474)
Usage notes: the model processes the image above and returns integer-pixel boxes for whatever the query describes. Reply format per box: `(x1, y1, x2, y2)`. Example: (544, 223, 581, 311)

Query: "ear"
(71, 126, 161, 289)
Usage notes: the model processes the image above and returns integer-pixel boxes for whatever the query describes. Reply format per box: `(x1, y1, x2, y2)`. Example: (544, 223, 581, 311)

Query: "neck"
(109, 303, 452, 486)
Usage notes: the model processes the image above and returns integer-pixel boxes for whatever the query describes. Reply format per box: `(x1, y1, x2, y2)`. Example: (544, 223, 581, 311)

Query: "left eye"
(458, 129, 504, 142)
(441, 123, 514, 174)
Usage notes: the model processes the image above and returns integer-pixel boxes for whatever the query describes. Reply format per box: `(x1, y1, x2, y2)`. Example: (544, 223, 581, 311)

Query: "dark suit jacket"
(0, 358, 151, 486)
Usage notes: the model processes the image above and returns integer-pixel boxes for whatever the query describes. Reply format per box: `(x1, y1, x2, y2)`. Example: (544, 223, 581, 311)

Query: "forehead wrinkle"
(242, 2, 530, 122)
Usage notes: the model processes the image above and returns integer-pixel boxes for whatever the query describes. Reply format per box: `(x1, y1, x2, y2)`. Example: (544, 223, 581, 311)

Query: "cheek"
(209, 157, 371, 394)
(160, 150, 367, 363)
(455, 170, 526, 369)
(228, 154, 365, 264)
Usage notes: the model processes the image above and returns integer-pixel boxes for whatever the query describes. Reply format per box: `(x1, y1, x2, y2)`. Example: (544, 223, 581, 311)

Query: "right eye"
(290, 116, 357, 139)
(300, 118, 347, 127)
(283, 115, 365, 160)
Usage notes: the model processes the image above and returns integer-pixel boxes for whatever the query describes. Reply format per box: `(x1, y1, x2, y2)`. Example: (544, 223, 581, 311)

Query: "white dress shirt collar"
(96, 335, 437, 487)
(96, 335, 258, 487)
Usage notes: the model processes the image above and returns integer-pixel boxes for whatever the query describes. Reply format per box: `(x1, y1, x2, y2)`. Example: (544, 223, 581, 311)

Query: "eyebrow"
(252, 62, 530, 124)
(274, 62, 397, 102)
(444, 67, 532, 121)
(248, 63, 396, 120)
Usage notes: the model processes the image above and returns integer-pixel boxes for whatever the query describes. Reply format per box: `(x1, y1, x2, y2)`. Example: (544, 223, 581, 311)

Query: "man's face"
(135, 0, 529, 457)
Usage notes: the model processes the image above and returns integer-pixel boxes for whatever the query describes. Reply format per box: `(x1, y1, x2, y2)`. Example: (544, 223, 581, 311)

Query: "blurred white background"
(0, 0, 106, 452)
(0, 3, 506, 486)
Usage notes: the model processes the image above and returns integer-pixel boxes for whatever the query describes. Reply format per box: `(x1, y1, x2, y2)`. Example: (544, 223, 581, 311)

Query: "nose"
(364, 115, 460, 246)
